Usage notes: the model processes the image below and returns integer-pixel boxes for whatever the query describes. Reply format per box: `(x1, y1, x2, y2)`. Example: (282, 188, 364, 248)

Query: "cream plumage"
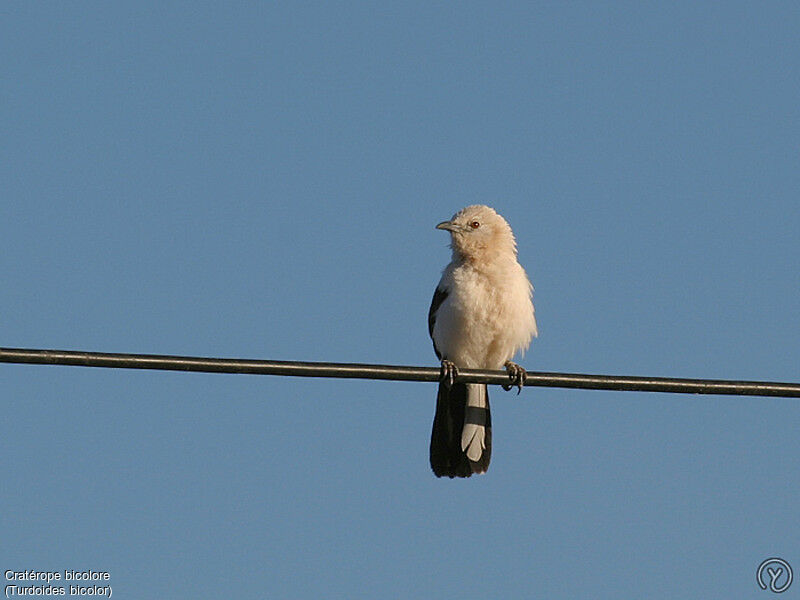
(428, 205, 537, 477)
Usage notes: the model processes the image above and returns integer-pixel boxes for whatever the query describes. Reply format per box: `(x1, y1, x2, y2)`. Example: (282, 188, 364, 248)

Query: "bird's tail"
(430, 382, 492, 478)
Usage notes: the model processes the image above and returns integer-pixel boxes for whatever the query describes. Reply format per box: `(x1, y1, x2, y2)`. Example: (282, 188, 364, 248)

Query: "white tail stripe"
(461, 384, 487, 461)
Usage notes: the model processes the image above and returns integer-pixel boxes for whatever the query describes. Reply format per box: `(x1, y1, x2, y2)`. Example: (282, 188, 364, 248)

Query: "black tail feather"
(430, 382, 492, 478)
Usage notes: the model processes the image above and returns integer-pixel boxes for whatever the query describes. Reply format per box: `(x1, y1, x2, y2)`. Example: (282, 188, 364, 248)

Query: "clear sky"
(2, 2, 799, 598)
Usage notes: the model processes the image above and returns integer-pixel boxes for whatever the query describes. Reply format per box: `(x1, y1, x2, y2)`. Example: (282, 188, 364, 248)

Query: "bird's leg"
(502, 361, 527, 394)
(440, 359, 459, 389)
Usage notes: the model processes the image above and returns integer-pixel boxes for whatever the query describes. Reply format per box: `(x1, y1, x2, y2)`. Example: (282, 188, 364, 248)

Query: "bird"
(428, 205, 537, 478)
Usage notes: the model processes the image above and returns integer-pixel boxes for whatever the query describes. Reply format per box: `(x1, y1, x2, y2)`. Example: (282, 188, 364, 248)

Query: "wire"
(1, 346, 799, 398)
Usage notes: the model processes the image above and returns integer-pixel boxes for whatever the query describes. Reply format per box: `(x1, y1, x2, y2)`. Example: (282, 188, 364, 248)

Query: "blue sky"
(2, 2, 799, 598)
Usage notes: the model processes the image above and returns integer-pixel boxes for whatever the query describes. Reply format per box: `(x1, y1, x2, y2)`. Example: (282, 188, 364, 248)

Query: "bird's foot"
(440, 359, 459, 388)
(502, 361, 527, 394)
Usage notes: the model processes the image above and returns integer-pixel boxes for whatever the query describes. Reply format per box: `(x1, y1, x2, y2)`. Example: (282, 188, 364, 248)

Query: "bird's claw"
(502, 361, 527, 394)
(440, 359, 458, 388)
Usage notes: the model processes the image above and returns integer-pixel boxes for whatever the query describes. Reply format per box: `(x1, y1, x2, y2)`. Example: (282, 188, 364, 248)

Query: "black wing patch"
(428, 286, 449, 359)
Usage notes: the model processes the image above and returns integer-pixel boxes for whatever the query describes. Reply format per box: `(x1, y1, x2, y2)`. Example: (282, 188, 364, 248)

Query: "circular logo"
(757, 558, 793, 593)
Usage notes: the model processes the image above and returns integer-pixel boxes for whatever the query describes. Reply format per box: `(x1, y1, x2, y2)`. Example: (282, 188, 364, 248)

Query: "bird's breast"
(433, 262, 535, 369)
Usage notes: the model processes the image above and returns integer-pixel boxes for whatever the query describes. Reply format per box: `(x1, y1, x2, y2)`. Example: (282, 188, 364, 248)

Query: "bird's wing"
(428, 285, 449, 360)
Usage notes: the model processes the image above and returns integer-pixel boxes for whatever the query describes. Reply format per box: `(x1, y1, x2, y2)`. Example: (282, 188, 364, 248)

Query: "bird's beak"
(436, 220, 458, 232)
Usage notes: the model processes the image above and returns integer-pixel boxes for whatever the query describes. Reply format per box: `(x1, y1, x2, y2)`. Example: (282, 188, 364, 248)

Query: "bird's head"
(436, 205, 517, 262)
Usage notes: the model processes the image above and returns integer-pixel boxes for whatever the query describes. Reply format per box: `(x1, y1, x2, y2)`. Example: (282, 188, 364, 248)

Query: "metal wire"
(1, 346, 799, 398)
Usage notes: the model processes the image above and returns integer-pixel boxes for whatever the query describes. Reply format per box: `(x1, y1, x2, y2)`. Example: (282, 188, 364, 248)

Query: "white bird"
(428, 205, 537, 478)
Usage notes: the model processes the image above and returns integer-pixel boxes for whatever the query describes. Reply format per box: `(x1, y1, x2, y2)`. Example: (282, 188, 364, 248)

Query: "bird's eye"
(469, 221, 480, 229)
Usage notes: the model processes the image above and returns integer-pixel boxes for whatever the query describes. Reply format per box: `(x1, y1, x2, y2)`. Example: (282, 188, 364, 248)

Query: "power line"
(1, 346, 799, 398)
